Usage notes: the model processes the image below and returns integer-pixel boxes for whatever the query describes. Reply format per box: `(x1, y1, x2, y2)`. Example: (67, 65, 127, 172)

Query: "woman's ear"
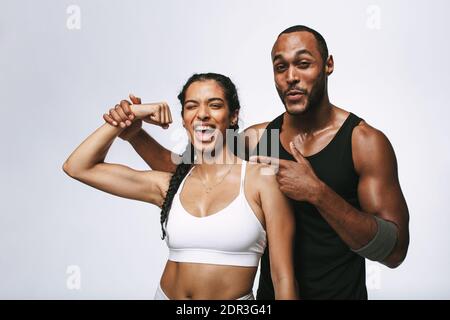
(230, 109, 239, 126)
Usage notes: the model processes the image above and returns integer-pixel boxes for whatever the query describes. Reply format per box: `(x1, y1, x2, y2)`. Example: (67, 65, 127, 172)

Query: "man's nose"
(286, 66, 299, 84)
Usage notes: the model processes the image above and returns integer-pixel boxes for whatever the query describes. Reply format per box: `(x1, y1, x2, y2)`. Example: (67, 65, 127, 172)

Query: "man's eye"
(275, 65, 286, 72)
(298, 62, 311, 68)
(211, 104, 223, 108)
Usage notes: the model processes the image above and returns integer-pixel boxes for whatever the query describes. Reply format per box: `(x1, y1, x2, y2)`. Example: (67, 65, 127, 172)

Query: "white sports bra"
(165, 161, 267, 267)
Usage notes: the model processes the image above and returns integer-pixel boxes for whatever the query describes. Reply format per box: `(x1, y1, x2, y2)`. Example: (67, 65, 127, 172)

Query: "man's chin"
(284, 102, 310, 115)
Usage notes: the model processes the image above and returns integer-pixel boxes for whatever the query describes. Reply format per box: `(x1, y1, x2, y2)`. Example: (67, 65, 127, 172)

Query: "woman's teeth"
(194, 125, 216, 142)
(194, 125, 214, 131)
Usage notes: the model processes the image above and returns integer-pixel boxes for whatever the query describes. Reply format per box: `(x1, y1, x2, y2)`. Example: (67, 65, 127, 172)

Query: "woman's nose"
(197, 105, 210, 120)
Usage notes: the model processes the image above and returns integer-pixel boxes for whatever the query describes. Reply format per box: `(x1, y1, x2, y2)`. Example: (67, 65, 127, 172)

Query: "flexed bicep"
(66, 162, 171, 207)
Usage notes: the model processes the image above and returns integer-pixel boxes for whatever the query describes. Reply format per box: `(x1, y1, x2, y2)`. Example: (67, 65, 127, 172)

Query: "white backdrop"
(1, 0, 449, 299)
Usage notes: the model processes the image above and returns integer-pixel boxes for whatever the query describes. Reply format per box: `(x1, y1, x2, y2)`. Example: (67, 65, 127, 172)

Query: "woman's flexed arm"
(62, 102, 171, 207)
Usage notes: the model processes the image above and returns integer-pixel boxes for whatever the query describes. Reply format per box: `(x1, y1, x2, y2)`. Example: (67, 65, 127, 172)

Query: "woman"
(63, 73, 298, 300)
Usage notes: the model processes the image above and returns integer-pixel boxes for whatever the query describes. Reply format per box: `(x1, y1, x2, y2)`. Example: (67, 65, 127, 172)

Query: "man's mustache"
(283, 87, 308, 98)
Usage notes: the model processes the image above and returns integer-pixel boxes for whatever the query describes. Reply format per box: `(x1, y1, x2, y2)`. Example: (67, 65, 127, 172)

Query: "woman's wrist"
(104, 121, 125, 132)
(130, 104, 148, 119)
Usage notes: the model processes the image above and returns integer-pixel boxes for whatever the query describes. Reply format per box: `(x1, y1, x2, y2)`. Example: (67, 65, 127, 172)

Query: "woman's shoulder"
(244, 161, 278, 187)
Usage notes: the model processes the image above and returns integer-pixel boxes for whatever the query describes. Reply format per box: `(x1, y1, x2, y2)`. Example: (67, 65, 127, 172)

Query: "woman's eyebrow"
(208, 98, 224, 103)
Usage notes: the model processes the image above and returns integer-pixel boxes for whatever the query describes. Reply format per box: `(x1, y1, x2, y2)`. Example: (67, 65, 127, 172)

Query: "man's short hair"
(277, 25, 329, 64)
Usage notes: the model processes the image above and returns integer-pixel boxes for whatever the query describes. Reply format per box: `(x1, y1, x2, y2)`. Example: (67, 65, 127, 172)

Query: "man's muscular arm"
(251, 121, 409, 269)
(311, 122, 409, 268)
(127, 129, 178, 173)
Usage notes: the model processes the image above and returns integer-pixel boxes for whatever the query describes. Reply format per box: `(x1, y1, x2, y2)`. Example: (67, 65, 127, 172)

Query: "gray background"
(1, 0, 449, 299)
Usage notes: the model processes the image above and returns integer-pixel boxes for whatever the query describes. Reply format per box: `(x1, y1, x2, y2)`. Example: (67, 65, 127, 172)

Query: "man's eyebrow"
(272, 54, 284, 62)
(272, 49, 314, 62)
(294, 49, 314, 58)
(184, 99, 198, 104)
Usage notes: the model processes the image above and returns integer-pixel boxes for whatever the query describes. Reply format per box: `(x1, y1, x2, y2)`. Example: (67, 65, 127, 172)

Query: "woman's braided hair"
(159, 73, 241, 239)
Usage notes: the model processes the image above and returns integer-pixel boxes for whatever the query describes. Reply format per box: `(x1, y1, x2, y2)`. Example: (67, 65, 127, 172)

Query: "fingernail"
(113, 121, 118, 126)
(120, 122, 125, 128)
(126, 120, 131, 126)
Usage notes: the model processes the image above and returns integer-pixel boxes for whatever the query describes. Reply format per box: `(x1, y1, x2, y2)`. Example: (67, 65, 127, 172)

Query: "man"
(103, 25, 409, 299)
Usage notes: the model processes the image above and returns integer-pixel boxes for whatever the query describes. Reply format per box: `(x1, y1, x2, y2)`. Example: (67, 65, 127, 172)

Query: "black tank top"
(253, 112, 367, 300)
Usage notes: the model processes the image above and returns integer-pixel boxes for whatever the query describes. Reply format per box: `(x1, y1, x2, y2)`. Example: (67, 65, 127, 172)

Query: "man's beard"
(279, 71, 326, 116)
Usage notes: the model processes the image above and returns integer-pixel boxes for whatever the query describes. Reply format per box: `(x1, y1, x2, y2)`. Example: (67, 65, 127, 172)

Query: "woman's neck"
(194, 143, 241, 175)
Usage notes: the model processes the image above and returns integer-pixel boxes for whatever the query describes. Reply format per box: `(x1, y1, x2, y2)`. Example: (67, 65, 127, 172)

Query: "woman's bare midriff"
(159, 260, 257, 299)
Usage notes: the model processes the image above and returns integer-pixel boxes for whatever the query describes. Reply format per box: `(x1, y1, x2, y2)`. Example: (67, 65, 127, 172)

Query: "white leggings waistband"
(154, 284, 255, 300)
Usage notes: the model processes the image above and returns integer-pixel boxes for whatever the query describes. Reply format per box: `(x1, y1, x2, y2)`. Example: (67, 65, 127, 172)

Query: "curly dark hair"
(159, 73, 241, 239)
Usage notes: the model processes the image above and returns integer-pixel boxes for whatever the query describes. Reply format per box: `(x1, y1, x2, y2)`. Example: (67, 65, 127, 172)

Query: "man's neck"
(283, 95, 334, 136)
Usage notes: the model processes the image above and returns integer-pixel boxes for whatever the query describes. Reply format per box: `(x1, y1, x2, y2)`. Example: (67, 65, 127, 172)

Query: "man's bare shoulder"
(352, 120, 397, 174)
(353, 120, 389, 148)
(244, 122, 271, 133)
(239, 122, 271, 152)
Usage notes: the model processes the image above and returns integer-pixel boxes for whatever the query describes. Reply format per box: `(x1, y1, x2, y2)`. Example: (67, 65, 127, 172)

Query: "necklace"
(193, 165, 234, 194)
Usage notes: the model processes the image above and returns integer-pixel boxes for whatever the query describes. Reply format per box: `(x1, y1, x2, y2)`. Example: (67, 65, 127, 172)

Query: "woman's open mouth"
(194, 124, 217, 142)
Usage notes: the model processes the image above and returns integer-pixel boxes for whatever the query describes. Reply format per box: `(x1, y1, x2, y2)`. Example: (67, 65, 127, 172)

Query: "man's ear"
(325, 55, 334, 76)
